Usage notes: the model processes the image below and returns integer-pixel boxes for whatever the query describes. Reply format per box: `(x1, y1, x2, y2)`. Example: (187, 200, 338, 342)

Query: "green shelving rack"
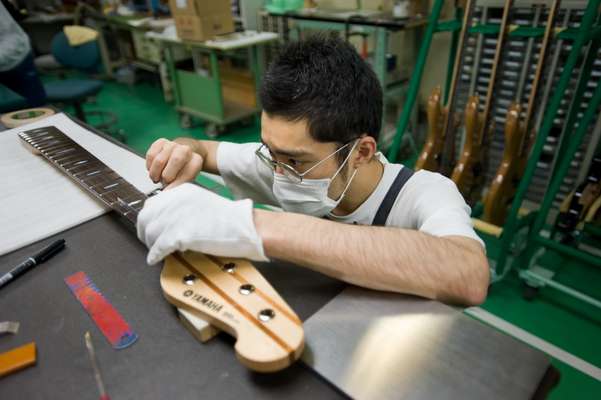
(386, 0, 601, 308)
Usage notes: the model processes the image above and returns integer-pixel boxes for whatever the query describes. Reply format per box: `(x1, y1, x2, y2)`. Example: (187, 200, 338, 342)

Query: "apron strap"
(372, 167, 414, 226)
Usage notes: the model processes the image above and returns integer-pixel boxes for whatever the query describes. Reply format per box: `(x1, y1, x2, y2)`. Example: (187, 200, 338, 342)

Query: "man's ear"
(353, 135, 377, 168)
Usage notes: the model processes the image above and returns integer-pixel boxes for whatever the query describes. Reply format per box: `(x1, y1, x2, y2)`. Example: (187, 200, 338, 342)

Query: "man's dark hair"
(260, 34, 383, 149)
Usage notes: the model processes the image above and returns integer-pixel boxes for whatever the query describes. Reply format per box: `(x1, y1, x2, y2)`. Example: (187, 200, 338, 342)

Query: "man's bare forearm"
(174, 137, 220, 174)
(253, 209, 489, 306)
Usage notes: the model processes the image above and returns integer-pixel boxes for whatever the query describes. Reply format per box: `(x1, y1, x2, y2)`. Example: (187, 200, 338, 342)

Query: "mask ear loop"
(329, 139, 360, 201)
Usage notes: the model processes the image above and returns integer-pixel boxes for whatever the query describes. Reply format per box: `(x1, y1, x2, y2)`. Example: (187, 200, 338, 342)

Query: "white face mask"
(272, 141, 359, 217)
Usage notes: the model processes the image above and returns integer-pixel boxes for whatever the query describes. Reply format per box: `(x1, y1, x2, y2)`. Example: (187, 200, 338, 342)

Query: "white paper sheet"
(0, 113, 160, 256)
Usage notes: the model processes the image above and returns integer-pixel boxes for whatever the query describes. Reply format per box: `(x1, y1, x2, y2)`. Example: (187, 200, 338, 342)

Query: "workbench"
(147, 31, 278, 135)
(0, 115, 558, 399)
(75, 7, 276, 133)
(74, 9, 181, 81)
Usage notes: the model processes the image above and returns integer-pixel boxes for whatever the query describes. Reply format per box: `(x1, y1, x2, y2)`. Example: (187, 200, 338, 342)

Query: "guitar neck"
(440, 0, 475, 171)
(478, 0, 513, 143)
(19, 126, 149, 226)
(520, 0, 560, 156)
(443, 0, 474, 115)
(514, 6, 543, 103)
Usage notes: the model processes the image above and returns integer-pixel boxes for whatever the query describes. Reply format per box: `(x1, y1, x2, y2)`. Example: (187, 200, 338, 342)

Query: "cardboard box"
(169, 0, 231, 16)
(173, 13, 233, 42)
(221, 63, 256, 109)
(169, 0, 234, 42)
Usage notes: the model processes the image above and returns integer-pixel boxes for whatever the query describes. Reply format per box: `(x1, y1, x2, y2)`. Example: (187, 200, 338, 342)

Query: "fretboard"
(19, 126, 151, 225)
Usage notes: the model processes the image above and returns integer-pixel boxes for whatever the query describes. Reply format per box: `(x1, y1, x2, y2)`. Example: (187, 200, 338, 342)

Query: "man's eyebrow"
(261, 140, 309, 158)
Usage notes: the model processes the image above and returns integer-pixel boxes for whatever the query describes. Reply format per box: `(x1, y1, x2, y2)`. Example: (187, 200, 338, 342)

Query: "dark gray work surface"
(303, 287, 551, 400)
(0, 213, 346, 400)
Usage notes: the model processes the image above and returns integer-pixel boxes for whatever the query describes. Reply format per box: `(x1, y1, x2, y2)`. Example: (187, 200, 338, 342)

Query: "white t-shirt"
(0, 2, 30, 72)
(217, 142, 484, 248)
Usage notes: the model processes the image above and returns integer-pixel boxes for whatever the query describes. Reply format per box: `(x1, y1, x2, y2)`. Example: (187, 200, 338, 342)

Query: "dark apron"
(371, 167, 414, 226)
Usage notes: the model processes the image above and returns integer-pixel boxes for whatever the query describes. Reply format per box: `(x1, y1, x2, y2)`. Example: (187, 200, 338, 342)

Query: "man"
(0, 0, 47, 107)
(137, 35, 489, 306)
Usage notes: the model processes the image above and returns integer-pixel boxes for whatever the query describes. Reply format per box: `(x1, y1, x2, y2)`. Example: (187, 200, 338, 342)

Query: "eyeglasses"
(255, 140, 356, 184)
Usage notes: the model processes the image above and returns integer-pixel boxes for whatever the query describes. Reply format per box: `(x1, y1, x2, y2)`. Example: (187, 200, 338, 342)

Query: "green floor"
(62, 77, 601, 399)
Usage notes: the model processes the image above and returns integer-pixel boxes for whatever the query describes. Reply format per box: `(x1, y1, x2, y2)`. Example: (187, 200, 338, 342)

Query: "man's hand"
(137, 183, 268, 265)
(145, 138, 204, 189)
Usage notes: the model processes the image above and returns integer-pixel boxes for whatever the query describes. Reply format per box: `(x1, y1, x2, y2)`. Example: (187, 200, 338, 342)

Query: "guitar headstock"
(427, 86, 444, 131)
(505, 103, 521, 132)
(464, 95, 481, 136)
(160, 251, 304, 373)
(504, 102, 525, 154)
(427, 86, 442, 111)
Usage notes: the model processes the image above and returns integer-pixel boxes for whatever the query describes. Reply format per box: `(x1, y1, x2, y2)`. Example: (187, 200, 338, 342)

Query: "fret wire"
(32, 138, 62, 148)
(30, 133, 63, 144)
(32, 139, 71, 151)
(50, 156, 86, 169)
(64, 159, 90, 170)
(84, 175, 113, 189)
(54, 150, 106, 173)
(21, 132, 54, 141)
(60, 154, 100, 169)
(74, 169, 105, 181)
(50, 147, 77, 158)
(26, 129, 66, 143)
(53, 153, 87, 166)
(74, 164, 110, 179)
(22, 128, 53, 138)
(21, 128, 50, 137)
(115, 197, 143, 218)
(24, 135, 61, 146)
(84, 174, 123, 192)
(51, 146, 89, 161)
(114, 192, 146, 209)
(70, 163, 104, 177)
(36, 142, 72, 157)
(99, 180, 125, 195)
(44, 149, 83, 164)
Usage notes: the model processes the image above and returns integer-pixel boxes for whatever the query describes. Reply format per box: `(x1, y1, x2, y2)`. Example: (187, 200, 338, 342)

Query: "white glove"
(137, 183, 268, 265)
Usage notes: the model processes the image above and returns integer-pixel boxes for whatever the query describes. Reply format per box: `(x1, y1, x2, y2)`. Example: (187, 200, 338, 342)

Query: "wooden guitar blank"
(416, 86, 446, 171)
(451, 96, 489, 205)
(482, 0, 559, 225)
(482, 104, 525, 225)
(438, 0, 476, 175)
(452, 96, 479, 190)
(178, 308, 221, 343)
(160, 252, 304, 373)
(452, 0, 513, 202)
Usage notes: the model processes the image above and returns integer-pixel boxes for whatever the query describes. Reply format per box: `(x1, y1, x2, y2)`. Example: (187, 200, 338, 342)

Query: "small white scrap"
(0, 321, 20, 335)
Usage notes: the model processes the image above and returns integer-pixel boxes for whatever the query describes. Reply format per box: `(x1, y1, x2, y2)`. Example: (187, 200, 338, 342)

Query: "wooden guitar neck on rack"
(451, 0, 514, 204)
(416, 0, 475, 174)
(18, 126, 304, 373)
(482, 0, 560, 225)
(415, 86, 445, 171)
